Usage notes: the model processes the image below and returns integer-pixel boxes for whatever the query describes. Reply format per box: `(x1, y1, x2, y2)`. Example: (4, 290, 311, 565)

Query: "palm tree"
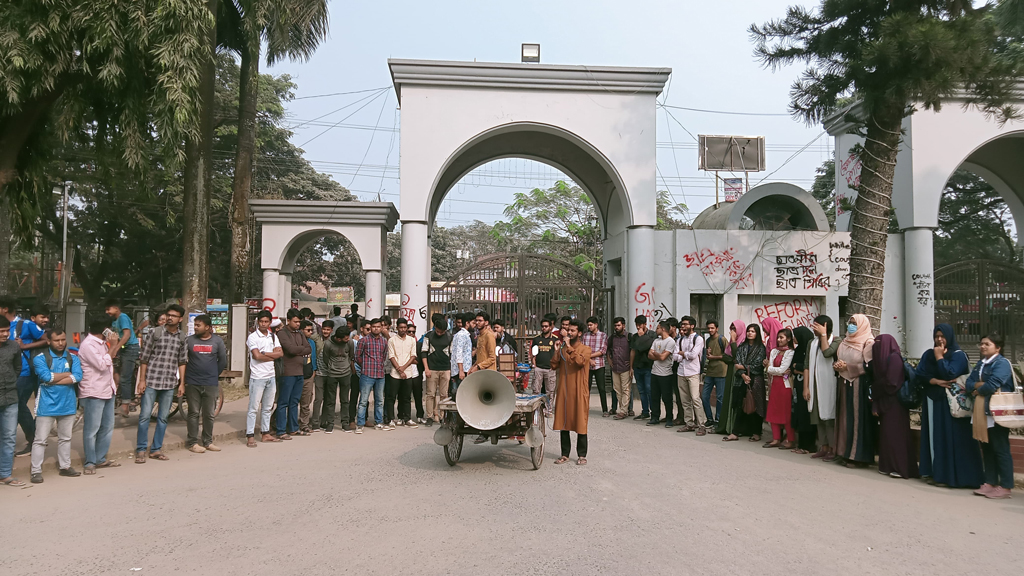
(220, 0, 330, 303)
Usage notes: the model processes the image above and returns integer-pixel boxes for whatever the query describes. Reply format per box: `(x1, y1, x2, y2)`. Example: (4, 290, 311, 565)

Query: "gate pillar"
(627, 226, 656, 320)
(400, 221, 429, 324)
(365, 270, 384, 319)
(262, 269, 280, 316)
(904, 227, 935, 354)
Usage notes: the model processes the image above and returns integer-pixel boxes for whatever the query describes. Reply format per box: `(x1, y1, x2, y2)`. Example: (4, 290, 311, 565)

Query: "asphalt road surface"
(3, 400, 1022, 576)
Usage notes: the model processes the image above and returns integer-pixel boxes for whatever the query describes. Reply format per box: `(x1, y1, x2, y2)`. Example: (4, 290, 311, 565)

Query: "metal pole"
(59, 182, 68, 310)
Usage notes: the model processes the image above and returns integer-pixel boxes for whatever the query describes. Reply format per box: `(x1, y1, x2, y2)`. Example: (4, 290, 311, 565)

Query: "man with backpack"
(29, 330, 83, 483)
(701, 320, 729, 427)
(15, 307, 50, 456)
(673, 315, 707, 435)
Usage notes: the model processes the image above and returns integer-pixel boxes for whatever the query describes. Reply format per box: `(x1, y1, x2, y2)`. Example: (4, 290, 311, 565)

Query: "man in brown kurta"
(552, 319, 591, 464)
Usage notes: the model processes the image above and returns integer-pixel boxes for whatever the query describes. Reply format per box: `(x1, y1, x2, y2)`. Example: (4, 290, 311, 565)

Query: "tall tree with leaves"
(220, 0, 330, 303)
(752, 1, 1019, 330)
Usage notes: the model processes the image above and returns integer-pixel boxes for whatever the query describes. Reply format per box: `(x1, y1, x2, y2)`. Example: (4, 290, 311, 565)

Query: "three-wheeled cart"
(436, 394, 547, 469)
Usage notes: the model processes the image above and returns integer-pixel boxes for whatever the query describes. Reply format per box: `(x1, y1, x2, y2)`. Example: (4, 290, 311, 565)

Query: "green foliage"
(656, 190, 689, 230)
(934, 170, 1020, 266)
(810, 159, 837, 230)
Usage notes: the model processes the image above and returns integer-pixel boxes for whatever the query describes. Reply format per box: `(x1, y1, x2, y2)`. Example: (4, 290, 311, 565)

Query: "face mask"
(847, 323, 858, 335)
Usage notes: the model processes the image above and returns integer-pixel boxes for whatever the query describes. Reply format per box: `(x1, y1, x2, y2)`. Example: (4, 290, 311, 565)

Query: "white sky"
(268, 0, 825, 227)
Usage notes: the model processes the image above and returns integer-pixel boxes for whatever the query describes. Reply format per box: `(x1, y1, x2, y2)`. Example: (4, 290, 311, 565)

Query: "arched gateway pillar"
(390, 59, 669, 321)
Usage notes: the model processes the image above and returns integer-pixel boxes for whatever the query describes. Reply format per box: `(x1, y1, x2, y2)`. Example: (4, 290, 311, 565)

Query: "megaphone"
(456, 370, 517, 430)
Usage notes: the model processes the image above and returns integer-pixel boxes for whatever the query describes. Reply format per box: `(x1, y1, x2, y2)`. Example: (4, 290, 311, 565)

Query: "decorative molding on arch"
(388, 59, 670, 102)
(249, 200, 399, 227)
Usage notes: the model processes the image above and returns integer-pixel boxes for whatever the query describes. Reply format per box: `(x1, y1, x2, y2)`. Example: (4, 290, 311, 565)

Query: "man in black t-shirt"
(630, 315, 656, 420)
(530, 318, 557, 401)
(421, 315, 452, 426)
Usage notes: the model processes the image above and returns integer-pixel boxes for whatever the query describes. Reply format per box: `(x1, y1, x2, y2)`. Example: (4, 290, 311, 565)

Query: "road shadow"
(397, 438, 559, 472)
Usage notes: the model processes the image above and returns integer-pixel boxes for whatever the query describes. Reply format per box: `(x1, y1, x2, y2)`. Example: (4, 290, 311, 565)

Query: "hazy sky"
(267, 0, 826, 227)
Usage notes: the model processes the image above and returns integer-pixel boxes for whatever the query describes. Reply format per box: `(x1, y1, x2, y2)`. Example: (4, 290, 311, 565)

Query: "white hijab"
(807, 334, 837, 419)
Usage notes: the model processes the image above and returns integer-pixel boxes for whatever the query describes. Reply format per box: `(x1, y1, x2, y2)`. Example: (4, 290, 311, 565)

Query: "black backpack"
(897, 360, 920, 409)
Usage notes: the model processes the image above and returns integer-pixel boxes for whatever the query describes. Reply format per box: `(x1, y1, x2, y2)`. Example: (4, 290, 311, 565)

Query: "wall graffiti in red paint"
(753, 298, 822, 328)
(682, 247, 753, 289)
(399, 293, 416, 322)
(633, 283, 655, 319)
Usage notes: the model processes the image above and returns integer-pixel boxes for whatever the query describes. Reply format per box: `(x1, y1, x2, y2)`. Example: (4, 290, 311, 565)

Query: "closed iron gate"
(934, 260, 1024, 362)
(428, 254, 608, 347)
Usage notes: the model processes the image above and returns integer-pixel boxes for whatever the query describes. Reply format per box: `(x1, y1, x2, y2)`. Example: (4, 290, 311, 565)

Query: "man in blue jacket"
(30, 330, 83, 483)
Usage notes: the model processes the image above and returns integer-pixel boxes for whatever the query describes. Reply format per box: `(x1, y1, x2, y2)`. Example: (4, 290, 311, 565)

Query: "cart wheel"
(213, 387, 225, 417)
(444, 432, 464, 466)
(531, 406, 546, 470)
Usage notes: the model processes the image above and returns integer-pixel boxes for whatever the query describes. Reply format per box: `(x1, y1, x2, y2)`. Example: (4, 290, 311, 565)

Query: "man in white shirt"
(245, 310, 283, 446)
(387, 318, 419, 428)
(673, 315, 707, 435)
(647, 320, 677, 428)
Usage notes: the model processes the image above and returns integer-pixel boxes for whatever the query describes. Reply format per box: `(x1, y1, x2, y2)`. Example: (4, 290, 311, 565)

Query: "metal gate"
(934, 260, 1024, 362)
(428, 254, 607, 345)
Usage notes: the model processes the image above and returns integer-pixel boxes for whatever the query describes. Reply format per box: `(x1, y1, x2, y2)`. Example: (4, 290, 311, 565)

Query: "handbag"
(897, 361, 920, 410)
(742, 384, 756, 414)
(946, 375, 973, 418)
(991, 365, 1024, 428)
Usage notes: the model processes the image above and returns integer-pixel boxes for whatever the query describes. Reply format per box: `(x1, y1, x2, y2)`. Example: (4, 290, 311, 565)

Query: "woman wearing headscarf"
(714, 320, 743, 436)
(833, 314, 876, 468)
(872, 334, 919, 479)
(806, 316, 840, 461)
(915, 324, 982, 488)
(764, 328, 796, 448)
(761, 317, 783, 355)
(726, 324, 767, 441)
(790, 326, 817, 454)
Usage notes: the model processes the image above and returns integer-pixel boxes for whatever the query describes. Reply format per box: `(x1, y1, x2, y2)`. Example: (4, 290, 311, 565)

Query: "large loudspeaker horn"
(456, 370, 517, 430)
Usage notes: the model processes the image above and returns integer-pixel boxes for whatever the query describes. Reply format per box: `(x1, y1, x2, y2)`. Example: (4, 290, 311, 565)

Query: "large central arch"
(389, 58, 671, 323)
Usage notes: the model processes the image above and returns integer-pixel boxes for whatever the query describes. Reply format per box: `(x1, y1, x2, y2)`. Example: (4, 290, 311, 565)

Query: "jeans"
(16, 374, 37, 444)
(31, 414, 75, 474)
(981, 424, 1015, 489)
(702, 376, 726, 423)
(589, 367, 608, 413)
(349, 376, 360, 426)
(276, 375, 304, 434)
(0, 403, 17, 478)
(650, 373, 675, 423)
(118, 344, 140, 402)
(246, 377, 276, 436)
(633, 368, 652, 415)
(357, 375, 385, 427)
(311, 375, 325, 428)
(137, 387, 174, 452)
(80, 397, 115, 467)
(384, 374, 397, 423)
(185, 384, 219, 447)
(321, 374, 351, 429)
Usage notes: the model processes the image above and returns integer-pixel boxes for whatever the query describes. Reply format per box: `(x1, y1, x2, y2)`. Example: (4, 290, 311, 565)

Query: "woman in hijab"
(807, 315, 840, 461)
(726, 324, 767, 441)
(915, 324, 982, 488)
(833, 314, 876, 468)
(872, 334, 919, 479)
(715, 320, 743, 436)
(790, 326, 817, 454)
(761, 317, 783, 355)
(764, 328, 796, 448)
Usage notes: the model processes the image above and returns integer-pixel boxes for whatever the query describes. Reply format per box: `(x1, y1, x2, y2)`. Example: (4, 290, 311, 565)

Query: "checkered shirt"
(581, 330, 607, 369)
(356, 333, 388, 379)
(140, 327, 187, 390)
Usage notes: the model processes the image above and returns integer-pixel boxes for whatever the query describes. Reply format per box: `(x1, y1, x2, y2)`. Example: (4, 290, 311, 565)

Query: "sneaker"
(628, 410, 635, 417)
(385, 423, 395, 431)
(473, 435, 487, 444)
(646, 419, 659, 426)
(324, 426, 334, 434)
(189, 444, 207, 454)
(425, 419, 434, 427)
(391, 420, 399, 427)
(634, 413, 649, 421)
(204, 443, 221, 452)
(374, 424, 384, 430)
(311, 427, 321, 433)
(15, 446, 30, 457)
(30, 473, 43, 484)
(664, 421, 675, 428)
(355, 426, 364, 434)
(974, 483, 995, 496)
(59, 467, 82, 477)
(406, 420, 419, 429)
(986, 487, 1012, 499)
(418, 418, 427, 424)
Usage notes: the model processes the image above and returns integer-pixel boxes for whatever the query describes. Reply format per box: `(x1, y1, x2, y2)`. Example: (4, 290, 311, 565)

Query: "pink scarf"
(837, 313, 874, 380)
(727, 320, 746, 356)
(761, 317, 783, 354)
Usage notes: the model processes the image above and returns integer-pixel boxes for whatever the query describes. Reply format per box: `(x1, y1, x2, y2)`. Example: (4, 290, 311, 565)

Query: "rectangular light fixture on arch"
(521, 43, 540, 63)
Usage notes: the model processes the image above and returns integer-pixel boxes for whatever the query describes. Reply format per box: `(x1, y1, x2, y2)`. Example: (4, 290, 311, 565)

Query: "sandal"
(247, 437, 257, 448)
(554, 456, 570, 465)
(779, 442, 795, 450)
(792, 448, 810, 455)
(722, 435, 739, 442)
(576, 457, 587, 465)
(1, 477, 26, 487)
(762, 441, 780, 448)
(96, 460, 121, 468)
(750, 435, 761, 442)
(135, 451, 147, 464)
(148, 451, 169, 461)
(84, 466, 96, 475)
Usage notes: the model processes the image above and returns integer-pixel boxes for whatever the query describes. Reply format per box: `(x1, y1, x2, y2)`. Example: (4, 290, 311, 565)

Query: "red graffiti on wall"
(262, 298, 276, 312)
(753, 298, 821, 328)
(633, 283, 656, 319)
(683, 247, 753, 289)
(399, 293, 416, 321)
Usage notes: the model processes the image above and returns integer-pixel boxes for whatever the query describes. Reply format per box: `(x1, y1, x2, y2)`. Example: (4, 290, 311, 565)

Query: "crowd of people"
(0, 294, 1017, 497)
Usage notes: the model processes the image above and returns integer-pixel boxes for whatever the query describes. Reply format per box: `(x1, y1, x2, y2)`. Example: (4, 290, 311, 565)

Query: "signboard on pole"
(724, 178, 744, 202)
(328, 286, 354, 303)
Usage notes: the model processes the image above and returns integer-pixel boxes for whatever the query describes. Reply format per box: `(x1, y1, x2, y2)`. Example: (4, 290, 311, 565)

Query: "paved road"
(3, 398, 1022, 576)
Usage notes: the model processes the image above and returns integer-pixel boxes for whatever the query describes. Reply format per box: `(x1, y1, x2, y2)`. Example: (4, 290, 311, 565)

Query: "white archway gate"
(252, 200, 399, 318)
(389, 59, 671, 324)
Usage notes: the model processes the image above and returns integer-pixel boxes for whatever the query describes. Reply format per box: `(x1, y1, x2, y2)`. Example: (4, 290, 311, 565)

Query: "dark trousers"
(348, 375, 359, 426)
(411, 374, 424, 420)
(16, 375, 36, 444)
(117, 344, 140, 402)
(321, 374, 351, 429)
(589, 367, 608, 413)
(560, 431, 588, 458)
(650, 373, 675, 423)
(384, 374, 397, 423)
(449, 375, 462, 400)
(275, 375, 303, 434)
(397, 376, 413, 421)
(981, 424, 1015, 489)
(185, 384, 219, 447)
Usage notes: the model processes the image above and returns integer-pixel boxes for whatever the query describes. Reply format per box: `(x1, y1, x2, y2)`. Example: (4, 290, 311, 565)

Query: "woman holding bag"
(968, 333, 1015, 499)
(915, 324, 982, 489)
(725, 325, 766, 442)
(833, 314, 876, 469)
(790, 326, 817, 454)
(807, 316, 840, 461)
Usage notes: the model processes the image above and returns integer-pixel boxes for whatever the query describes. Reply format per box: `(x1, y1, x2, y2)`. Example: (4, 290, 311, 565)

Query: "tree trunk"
(229, 37, 260, 304)
(847, 100, 906, 333)
(0, 204, 10, 294)
(182, 0, 218, 313)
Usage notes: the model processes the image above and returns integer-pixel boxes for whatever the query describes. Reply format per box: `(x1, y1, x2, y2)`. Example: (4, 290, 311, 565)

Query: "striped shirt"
(355, 333, 388, 379)
(581, 330, 607, 369)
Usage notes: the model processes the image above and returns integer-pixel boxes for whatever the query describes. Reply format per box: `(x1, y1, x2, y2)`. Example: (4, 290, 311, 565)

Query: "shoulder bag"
(991, 360, 1024, 428)
(946, 374, 973, 418)
(897, 361, 920, 410)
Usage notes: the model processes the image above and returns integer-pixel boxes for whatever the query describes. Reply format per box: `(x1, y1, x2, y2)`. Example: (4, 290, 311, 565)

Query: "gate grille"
(934, 260, 1024, 362)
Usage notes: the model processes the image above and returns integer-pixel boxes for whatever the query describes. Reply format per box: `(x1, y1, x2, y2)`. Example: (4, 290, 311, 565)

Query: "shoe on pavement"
(628, 410, 635, 417)
(986, 487, 1012, 499)
(425, 420, 434, 427)
(646, 419, 659, 426)
(30, 473, 43, 484)
(418, 418, 427, 424)
(374, 424, 384, 430)
(406, 420, 419, 428)
(189, 445, 207, 453)
(59, 467, 81, 477)
(391, 420, 400, 427)
(15, 446, 30, 457)
(355, 426, 364, 434)
(348, 423, 357, 431)
(325, 426, 334, 434)
(974, 483, 995, 496)
(695, 427, 707, 436)
(385, 423, 395, 431)
(634, 413, 649, 421)
(204, 443, 221, 452)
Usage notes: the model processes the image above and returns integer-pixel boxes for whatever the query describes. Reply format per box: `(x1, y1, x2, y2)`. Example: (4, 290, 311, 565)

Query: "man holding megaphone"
(552, 319, 592, 466)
